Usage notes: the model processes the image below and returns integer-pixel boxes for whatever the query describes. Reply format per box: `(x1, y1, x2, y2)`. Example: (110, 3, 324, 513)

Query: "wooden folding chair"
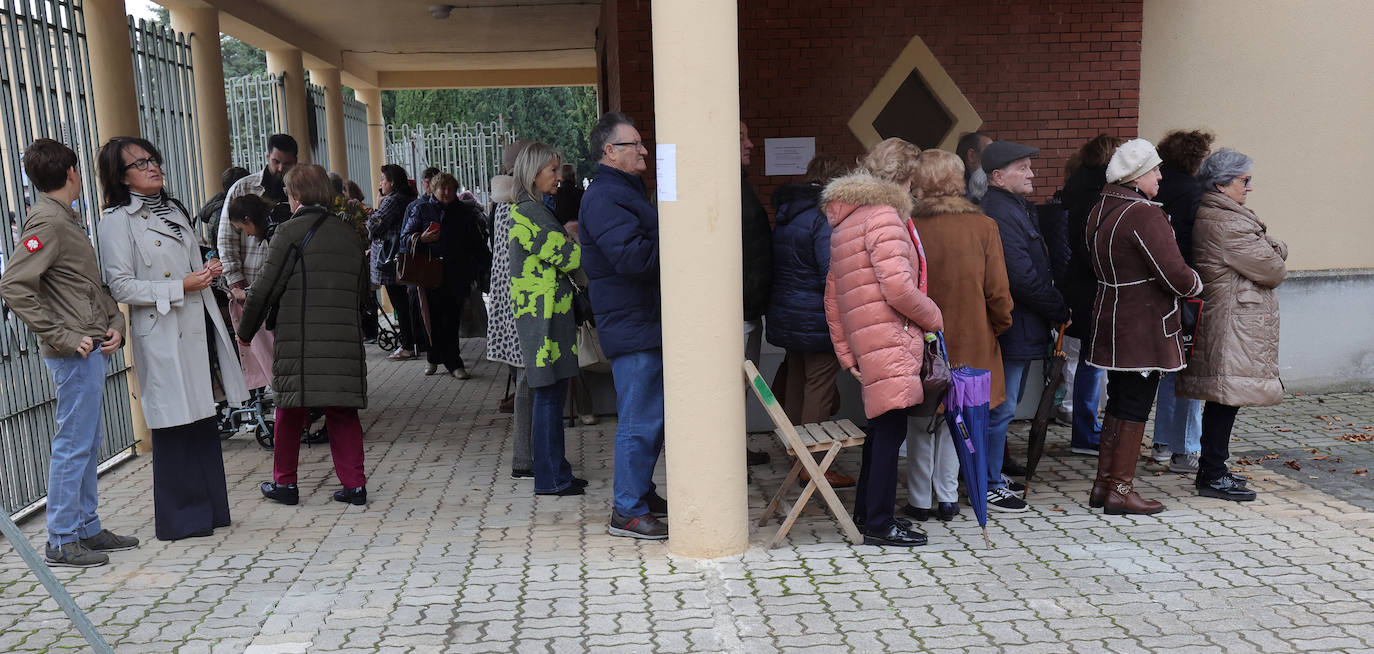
(743, 360, 865, 548)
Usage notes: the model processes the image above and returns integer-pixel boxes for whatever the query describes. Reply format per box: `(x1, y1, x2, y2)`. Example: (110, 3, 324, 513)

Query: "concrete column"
(354, 87, 385, 201)
(308, 66, 348, 176)
(265, 48, 310, 163)
(170, 7, 231, 197)
(84, 0, 153, 454)
(84, 0, 140, 142)
(652, 0, 747, 558)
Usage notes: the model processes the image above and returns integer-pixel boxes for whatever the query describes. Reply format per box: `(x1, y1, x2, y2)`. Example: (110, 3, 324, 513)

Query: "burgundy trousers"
(273, 406, 367, 488)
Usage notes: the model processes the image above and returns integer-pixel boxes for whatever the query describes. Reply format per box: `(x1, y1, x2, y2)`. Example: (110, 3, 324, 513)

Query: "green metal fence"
(0, 0, 136, 519)
(129, 16, 204, 210)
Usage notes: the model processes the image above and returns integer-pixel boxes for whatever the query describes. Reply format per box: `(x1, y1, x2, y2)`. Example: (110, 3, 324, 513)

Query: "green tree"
(386, 87, 600, 179)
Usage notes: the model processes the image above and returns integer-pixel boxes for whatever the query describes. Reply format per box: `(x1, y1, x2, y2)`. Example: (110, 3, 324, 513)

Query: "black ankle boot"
(333, 486, 367, 505)
(261, 482, 299, 505)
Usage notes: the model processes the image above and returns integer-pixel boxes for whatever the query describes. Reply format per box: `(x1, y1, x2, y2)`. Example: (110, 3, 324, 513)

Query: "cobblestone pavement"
(4, 342, 1374, 653)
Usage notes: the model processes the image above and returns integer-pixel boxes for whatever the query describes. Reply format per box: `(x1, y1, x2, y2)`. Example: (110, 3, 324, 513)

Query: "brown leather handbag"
(396, 233, 442, 288)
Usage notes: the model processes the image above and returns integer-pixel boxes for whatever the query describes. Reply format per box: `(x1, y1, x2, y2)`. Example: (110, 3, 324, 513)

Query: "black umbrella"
(1024, 324, 1069, 497)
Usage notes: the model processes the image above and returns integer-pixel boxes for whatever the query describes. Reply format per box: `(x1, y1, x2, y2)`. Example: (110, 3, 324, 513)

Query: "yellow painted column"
(84, 0, 140, 142)
(354, 87, 386, 199)
(265, 48, 310, 163)
(308, 66, 348, 176)
(170, 7, 230, 196)
(652, 0, 748, 558)
(84, 0, 153, 454)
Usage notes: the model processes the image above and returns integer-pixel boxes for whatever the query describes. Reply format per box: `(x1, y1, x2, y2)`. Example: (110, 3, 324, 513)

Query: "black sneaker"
(987, 487, 1029, 513)
(1001, 474, 1027, 493)
(261, 482, 299, 505)
(333, 486, 367, 505)
(608, 510, 668, 540)
(1070, 442, 1101, 456)
(1196, 475, 1256, 502)
(644, 492, 668, 518)
(45, 542, 108, 568)
(535, 484, 585, 496)
(79, 529, 139, 552)
(510, 468, 534, 479)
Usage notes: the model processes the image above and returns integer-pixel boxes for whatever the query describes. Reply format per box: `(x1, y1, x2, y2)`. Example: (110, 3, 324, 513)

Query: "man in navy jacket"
(980, 141, 1070, 513)
(578, 112, 668, 540)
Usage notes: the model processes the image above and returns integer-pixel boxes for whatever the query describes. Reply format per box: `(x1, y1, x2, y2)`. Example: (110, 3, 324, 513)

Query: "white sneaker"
(987, 487, 1029, 513)
(1150, 443, 1172, 464)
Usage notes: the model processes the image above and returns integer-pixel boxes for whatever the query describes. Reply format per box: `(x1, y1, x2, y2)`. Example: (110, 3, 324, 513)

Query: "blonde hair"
(431, 172, 458, 192)
(512, 142, 559, 202)
(284, 164, 334, 207)
(911, 150, 966, 199)
(859, 137, 922, 186)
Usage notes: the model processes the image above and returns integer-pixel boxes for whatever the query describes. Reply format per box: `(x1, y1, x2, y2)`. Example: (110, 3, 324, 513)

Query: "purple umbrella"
(939, 333, 992, 548)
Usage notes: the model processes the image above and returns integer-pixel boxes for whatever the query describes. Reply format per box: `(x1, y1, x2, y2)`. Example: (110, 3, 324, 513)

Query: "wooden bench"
(744, 360, 865, 548)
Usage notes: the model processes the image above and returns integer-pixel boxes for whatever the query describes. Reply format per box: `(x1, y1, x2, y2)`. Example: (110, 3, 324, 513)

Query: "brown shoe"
(1089, 414, 1120, 508)
(800, 469, 856, 488)
(1103, 419, 1165, 515)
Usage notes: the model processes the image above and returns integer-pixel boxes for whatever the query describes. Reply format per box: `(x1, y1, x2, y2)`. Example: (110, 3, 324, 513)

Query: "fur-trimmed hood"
(490, 174, 515, 204)
(912, 194, 979, 218)
(822, 171, 913, 226)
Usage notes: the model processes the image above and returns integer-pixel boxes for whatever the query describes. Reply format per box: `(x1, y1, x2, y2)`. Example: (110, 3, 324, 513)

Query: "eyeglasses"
(1239, 175, 1252, 188)
(122, 156, 162, 172)
(610, 141, 645, 150)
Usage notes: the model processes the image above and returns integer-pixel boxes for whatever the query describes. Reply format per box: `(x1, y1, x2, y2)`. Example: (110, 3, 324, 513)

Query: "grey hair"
(512, 141, 560, 203)
(589, 112, 634, 162)
(1196, 148, 1252, 190)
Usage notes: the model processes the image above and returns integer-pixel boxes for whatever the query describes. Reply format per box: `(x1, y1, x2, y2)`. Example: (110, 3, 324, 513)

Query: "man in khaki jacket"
(0, 139, 137, 567)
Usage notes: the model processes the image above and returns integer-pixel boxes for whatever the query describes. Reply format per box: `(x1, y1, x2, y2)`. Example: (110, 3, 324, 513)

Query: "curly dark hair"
(1064, 134, 1121, 176)
(1156, 129, 1216, 175)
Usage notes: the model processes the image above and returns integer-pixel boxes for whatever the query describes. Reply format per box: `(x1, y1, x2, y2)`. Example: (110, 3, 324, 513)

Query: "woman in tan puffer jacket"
(824, 138, 943, 547)
(1177, 148, 1286, 503)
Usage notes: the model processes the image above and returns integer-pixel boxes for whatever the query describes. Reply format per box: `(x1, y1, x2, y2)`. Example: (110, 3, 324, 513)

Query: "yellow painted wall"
(1140, 0, 1374, 270)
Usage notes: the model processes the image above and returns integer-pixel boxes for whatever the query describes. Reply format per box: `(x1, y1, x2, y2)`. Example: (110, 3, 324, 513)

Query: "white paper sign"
(656, 144, 677, 202)
(764, 137, 816, 176)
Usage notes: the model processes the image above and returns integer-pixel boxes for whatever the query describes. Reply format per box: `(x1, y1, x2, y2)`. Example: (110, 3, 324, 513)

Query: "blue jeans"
(1153, 372, 1201, 454)
(43, 352, 108, 548)
(610, 350, 665, 517)
(531, 378, 574, 493)
(1072, 353, 1104, 449)
(987, 358, 1033, 491)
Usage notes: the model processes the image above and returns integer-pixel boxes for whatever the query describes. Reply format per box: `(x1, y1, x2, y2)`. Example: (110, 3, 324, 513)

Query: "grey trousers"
(511, 367, 534, 471)
(905, 417, 959, 508)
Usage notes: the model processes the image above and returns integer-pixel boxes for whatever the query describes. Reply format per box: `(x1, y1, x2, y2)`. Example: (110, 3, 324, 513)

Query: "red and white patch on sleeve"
(23, 237, 43, 252)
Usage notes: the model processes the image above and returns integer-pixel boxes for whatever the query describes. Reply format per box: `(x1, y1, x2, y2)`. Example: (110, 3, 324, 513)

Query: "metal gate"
(224, 71, 283, 171)
(0, 0, 136, 518)
(385, 120, 514, 204)
(343, 93, 370, 202)
(128, 16, 204, 210)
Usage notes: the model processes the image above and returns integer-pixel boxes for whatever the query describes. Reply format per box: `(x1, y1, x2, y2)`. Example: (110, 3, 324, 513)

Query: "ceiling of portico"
(156, 0, 600, 89)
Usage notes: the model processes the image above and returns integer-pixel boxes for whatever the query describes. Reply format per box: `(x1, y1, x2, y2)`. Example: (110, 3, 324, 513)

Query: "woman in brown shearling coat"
(1177, 148, 1286, 503)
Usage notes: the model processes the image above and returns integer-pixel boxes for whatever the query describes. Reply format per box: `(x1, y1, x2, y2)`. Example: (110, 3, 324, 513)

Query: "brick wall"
(602, 0, 1142, 208)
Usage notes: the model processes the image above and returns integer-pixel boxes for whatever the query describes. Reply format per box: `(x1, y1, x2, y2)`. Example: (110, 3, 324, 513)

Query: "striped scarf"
(130, 191, 184, 239)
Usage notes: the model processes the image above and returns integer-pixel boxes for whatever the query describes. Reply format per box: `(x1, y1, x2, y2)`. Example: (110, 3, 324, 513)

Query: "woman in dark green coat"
(510, 142, 585, 496)
(238, 164, 371, 507)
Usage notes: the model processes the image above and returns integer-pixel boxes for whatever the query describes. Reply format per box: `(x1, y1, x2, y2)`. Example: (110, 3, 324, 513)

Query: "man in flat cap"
(979, 141, 1070, 513)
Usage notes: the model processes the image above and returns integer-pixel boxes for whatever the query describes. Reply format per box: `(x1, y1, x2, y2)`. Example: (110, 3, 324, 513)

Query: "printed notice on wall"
(764, 137, 816, 176)
(657, 144, 677, 202)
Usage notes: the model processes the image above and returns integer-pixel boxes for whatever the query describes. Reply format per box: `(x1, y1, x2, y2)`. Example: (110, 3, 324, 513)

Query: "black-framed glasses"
(122, 156, 162, 172)
(610, 141, 645, 149)
(1240, 175, 1253, 188)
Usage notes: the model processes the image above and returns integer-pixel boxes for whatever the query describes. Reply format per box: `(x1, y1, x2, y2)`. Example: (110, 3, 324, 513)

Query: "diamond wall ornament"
(848, 35, 982, 151)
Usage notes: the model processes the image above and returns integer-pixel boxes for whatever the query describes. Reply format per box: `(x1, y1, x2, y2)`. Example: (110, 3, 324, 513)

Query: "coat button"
(163, 271, 171, 278)
(148, 313, 154, 320)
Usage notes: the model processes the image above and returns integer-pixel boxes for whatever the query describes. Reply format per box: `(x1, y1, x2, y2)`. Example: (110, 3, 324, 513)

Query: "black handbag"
(1180, 297, 1205, 362)
(568, 275, 595, 327)
(910, 330, 951, 417)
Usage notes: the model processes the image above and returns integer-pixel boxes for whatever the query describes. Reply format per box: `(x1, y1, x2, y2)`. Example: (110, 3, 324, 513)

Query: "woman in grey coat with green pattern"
(510, 142, 585, 496)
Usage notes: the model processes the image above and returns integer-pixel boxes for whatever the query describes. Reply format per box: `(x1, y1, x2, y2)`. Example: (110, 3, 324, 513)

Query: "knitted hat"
(980, 140, 1039, 173)
(1106, 138, 1163, 184)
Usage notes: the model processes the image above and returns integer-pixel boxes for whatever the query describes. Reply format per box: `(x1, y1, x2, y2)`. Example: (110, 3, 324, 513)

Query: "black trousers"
(854, 407, 907, 533)
(151, 417, 230, 541)
(385, 283, 418, 350)
(1199, 402, 1241, 482)
(1105, 370, 1161, 422)
(423, 282, 467, 372)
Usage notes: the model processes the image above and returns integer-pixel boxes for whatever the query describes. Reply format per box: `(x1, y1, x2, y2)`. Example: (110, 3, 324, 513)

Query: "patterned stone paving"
(3, 341, 1373, 653)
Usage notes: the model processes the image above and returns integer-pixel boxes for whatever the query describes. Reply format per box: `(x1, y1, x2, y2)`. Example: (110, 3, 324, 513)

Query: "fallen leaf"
(1049, 507, 1066, 512)
(1285, 460, 1302, 470)
(1311, 455, 1330, 461)
(1307, 448, 1320, 454)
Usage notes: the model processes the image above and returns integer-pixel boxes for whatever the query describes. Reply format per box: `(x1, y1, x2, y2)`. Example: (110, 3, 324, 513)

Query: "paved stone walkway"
(4, 342, 1374, 653)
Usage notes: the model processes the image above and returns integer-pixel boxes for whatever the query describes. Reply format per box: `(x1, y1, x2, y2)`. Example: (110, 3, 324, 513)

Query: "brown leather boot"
(1089, 414, 1120, 508)
(1104, 419, 1165, 515)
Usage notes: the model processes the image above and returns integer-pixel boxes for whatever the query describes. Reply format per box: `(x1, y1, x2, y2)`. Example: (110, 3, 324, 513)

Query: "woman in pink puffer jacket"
(824, 138, 943, 548)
